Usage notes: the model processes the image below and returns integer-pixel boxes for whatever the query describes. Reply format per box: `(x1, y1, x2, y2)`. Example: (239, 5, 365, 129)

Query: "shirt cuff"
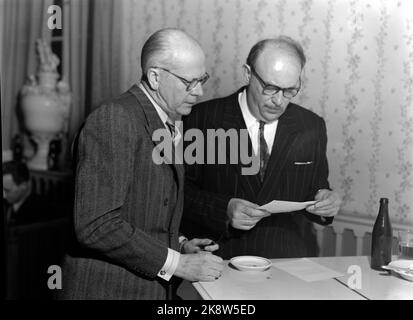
(157, 248, 180, 281)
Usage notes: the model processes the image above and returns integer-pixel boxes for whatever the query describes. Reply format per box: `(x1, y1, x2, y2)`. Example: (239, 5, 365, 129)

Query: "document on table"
(272, 258, 344, 282)
(258, 200, 316, 213)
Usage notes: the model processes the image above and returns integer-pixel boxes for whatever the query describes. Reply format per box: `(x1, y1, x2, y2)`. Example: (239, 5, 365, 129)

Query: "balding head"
(244, 36, 304, 123)
(140, 28, 207, 120)
(141, 28, 204, 77)
(246, 36, 306, 70)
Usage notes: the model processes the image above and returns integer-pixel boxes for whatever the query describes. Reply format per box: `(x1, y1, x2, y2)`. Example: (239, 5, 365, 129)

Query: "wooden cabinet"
(29, 169, 74, 205)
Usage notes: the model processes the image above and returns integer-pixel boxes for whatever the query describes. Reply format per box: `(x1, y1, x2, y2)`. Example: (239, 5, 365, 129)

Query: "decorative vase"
(20, 39, 71, 170)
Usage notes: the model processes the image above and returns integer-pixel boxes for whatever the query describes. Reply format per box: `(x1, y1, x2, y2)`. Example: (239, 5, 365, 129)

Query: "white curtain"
(1, 0, 94, 167)
(1, 0, 53, 151)
(89, 0, 123, 109)
(65, 0, 89, 150)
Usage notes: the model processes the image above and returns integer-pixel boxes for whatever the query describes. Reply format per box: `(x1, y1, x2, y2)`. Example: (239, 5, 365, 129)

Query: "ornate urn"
(21, 39, 71, 170)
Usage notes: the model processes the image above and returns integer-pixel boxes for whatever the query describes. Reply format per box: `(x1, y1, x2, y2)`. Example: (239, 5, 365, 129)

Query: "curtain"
(1, 0, 123, 165)
(89, 0, 123, 110)
(65, 0, 89, 150)
(1, 0, 53, 152)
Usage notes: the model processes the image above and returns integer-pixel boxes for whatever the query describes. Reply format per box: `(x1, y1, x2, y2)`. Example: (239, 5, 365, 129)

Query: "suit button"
(160, 270, 166, 276)
(163, 198, 168, 206)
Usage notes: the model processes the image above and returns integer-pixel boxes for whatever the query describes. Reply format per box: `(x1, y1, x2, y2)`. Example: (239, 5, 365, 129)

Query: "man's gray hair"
(141, 29, 174, 79)
(246, 36, 306, 69)
(140, 28, 199, 80)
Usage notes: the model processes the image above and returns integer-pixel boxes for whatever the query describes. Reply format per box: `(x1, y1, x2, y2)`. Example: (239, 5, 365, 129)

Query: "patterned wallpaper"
(118, 0, 413, 224)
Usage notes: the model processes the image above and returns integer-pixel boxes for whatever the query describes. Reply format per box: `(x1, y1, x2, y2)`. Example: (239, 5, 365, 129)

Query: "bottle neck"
(378, 202, 389, 217)
(374, 201, 392, 235)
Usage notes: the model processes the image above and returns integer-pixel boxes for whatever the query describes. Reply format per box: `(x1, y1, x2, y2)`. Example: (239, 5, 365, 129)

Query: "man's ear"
(146, 67, 161, 91)
(299, 68, 305, 84)
(18, 181, 30, 192)
(242, 64, 251, 84)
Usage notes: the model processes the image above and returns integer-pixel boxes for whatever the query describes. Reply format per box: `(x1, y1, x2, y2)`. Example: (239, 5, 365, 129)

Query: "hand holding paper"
(258, 200, 317, 214)
(227, 198, 270, 230)
(306, 189, 341, 217)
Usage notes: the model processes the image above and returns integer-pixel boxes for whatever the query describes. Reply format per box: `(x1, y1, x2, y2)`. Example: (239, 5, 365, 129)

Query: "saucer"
(230, 256, 272, 272)
(388, 260, 413, 282)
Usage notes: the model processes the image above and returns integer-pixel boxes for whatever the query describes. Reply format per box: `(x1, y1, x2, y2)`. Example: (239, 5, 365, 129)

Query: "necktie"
(165, 121, 176, 140)
(165, 121, 176, 164)
(259, 121, 270, 182)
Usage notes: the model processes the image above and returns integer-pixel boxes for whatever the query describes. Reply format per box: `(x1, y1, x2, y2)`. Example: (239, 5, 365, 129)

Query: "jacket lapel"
(128, 85, 184, 192)
(128, 85, 166, 146)
(221, 90, 261, 198)
(257, 104, 300, 203)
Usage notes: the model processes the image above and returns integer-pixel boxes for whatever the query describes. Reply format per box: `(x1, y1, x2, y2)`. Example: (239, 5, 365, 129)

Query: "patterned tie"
(165, 121, 176, 140)
(259, 121, 270, 182)
(165, 121, 177, 164)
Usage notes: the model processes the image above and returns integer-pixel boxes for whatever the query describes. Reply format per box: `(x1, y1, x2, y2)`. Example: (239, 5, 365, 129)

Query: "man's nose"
(271, 91, 284, 105)
(192, 82, 204, 97)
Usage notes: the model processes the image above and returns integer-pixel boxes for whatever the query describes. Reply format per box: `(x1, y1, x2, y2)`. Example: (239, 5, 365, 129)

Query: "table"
(192, 256, 413, 300)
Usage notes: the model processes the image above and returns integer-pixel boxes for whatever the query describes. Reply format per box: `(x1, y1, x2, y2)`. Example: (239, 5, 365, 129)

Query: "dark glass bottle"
(371, 198, 393, 270)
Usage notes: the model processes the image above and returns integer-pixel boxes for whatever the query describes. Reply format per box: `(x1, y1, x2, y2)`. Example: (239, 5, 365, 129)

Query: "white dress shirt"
(238, 89, 278, 156)
(139, 83, 183, 281)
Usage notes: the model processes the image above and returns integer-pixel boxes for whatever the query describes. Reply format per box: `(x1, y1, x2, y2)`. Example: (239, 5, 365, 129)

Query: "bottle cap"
(380, 198, 389, 204)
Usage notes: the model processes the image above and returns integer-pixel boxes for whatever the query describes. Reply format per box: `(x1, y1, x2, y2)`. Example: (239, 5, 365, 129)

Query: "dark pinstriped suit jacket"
(59, 85, 184, 300)
(181, 88, 333, 259)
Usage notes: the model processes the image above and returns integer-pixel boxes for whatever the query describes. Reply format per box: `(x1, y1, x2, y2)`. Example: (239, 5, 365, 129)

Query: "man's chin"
(178, 104, 194, 115)
(263, 113, 280, 122)
(263, 108, 285, 122)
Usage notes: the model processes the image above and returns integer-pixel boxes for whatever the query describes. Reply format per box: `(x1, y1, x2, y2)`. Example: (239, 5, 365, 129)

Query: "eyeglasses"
(153, 66, 210, 91)
(249, 65, 301, 98)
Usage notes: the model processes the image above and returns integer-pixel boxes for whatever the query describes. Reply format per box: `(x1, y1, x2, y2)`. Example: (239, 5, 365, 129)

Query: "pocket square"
(294, 161, 313, 165)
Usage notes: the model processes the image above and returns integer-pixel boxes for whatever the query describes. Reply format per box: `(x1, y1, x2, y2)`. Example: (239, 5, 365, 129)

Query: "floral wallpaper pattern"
(119, 0, 413, 225)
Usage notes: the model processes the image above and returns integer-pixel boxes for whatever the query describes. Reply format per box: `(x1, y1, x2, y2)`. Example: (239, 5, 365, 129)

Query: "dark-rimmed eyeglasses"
(249, 65, 301, 99)
(153, 66, 209, 91)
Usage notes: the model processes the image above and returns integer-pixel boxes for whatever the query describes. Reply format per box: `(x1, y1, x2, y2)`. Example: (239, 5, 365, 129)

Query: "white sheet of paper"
(272, 258, 344, 282)
(258, 200, 316, 213)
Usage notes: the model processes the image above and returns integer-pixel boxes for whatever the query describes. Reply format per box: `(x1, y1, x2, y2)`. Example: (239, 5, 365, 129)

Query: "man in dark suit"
(3, 161, 54, 225)
(59, 28, 223, 300)
(3, 161, 32, 225)
(182, 36, 341, 259)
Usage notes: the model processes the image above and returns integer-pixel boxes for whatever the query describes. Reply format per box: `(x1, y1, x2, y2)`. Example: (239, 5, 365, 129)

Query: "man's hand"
(182, 238, 219, 254)
(306, 189, 341, 217)
(227, 198, 270, 230)
(174, 252, 224, 282)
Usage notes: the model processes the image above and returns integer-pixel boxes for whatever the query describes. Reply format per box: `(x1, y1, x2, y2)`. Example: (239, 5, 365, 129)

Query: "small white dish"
(387, 260, 413, 282)
(230, 256, 272, 272)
